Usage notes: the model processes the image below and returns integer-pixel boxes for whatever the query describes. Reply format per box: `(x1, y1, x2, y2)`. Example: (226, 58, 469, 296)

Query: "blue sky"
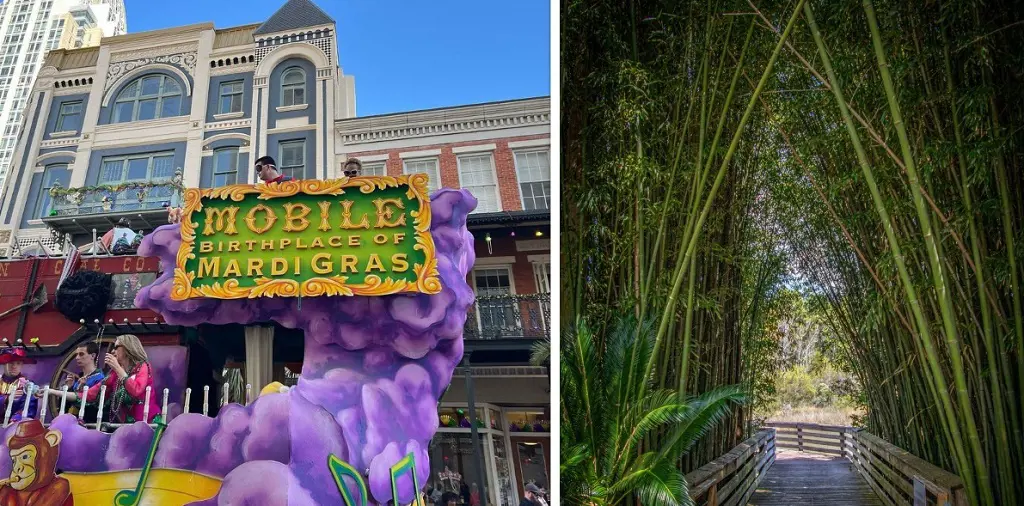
(122, 0, 551, 116)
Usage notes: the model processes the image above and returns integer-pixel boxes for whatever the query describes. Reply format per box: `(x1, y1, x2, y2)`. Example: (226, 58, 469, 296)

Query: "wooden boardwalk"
(747, 450, 883, 506)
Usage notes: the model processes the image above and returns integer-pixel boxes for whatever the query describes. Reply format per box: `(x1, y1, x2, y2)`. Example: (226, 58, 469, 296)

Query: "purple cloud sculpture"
(21, 189, 477, 506)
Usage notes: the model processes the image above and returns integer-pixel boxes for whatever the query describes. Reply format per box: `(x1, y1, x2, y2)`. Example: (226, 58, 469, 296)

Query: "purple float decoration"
(2, 189, 478, 506)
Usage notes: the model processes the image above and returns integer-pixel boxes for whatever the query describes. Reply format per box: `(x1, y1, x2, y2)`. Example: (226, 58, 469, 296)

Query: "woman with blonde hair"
(84, 334, 160, 423)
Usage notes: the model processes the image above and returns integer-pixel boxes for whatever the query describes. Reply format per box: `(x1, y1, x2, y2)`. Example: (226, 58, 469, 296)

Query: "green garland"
(48, 180, 184, 199)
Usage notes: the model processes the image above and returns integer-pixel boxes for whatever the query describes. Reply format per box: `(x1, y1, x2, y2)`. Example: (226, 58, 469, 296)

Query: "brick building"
(337, 97, 552, 505)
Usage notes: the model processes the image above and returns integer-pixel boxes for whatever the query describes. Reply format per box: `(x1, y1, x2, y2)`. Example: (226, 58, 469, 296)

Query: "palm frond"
(662, 385, 748, 459)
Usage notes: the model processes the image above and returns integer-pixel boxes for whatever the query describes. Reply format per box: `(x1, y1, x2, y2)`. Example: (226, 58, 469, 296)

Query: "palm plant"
(561, 315, 745, 506)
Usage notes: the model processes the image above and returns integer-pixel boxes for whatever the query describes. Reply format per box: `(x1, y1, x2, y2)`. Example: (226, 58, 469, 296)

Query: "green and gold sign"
(172, 175, 439, 300)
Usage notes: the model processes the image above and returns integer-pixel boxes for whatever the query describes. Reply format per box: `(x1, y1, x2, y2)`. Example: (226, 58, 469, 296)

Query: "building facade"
(0, 0, 126, 188)
(337, 99, 552, 505)
(0, 0, 550, 504)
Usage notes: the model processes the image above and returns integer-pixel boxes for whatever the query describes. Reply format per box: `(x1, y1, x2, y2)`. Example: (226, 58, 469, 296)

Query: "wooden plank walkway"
(748, 450, 884, 506)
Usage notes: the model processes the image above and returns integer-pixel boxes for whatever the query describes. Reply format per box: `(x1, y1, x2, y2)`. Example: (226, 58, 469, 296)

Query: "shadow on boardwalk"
(748, 450, 883, 506)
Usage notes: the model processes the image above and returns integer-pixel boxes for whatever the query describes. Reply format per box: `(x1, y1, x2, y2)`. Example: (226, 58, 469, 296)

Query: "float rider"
(255, 155, 294, 183)
(0, 346, 38, 422)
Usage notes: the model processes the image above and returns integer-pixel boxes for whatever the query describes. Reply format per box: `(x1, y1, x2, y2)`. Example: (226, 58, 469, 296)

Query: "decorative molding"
(255, 27, 334, 67)
(527, 254, 551, 264)
(453, 143, 497, 154)
(473, 255, 517, 266)
(205, 118, 253, 132)
(254, 76, 268, 87)
(95, 116, 188, 134)
(275, 104, 308, 113)
(213, 111, 245, 121)
(36, 150, 78, 164)
(273, 116, 309, 130)
(508, 138, 550, 149)
(515, 239, 548, 252)
(90, 117, 190, 148)
(105, 52, 199, 93)
(211, 65, 255, 77)
(266, 124, 315, 135)
(400, 148, 442, 159)
(255, 41, 330, 78)
(54, 88, 90, 97)
(39, 137, 81, 149)
(110, 43, 199, 64)
(202, 146, 251, 156)
(49, 131, 78, 139)
(202, 132, 251, 148)
(338, 97, 550, 145)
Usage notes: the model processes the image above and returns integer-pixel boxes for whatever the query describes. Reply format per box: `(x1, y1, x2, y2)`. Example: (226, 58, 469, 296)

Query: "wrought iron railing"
(46, 172, 184, 217)
(464, 293, 550, 340)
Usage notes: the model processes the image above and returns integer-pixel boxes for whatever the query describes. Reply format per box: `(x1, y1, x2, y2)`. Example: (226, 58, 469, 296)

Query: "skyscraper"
(0, 0, 126, 189)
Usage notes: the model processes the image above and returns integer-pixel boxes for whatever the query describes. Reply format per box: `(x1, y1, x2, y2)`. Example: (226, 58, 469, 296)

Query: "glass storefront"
(491, 434, 516, 506)
(428, 433, 488, 503)
(429, 403, 549, 506)
(514, 441, 548, 489)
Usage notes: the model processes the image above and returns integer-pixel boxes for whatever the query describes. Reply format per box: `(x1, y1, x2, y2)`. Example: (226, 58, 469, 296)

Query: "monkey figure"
(0, 420, 72, 506)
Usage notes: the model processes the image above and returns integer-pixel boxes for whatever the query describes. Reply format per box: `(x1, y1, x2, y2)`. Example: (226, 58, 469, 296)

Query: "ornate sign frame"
(171, 175, 440, 300)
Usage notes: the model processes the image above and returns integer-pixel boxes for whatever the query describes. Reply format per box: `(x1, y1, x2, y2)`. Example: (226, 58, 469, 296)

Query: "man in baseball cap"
(521, 483, 543, 506)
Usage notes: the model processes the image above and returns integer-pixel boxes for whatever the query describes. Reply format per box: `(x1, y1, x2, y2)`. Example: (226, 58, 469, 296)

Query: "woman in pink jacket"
(85, 334, 160, 424)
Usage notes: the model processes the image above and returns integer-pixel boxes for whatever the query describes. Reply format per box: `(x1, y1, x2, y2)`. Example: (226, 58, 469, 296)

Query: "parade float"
(0, 174, 477, 505)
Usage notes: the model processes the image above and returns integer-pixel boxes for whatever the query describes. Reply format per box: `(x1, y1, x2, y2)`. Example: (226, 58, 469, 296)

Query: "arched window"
(280, 67, 305, 107)
(112, 74, 182, 123)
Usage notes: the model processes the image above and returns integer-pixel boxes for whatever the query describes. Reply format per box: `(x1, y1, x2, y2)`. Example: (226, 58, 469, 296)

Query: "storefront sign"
(172, 176, 439, 300)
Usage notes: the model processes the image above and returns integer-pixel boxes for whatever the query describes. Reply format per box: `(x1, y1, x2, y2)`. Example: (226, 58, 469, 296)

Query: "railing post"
(797, 424, 803, 452)
(707, 483, 718, 506)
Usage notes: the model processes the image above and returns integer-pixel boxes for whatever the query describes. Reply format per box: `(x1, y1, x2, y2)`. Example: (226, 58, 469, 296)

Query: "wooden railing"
(684, 429, 775, 506)
(849, 430, 967, 506)
(765, 421, 853, 456)
(764, 421, 967, 506)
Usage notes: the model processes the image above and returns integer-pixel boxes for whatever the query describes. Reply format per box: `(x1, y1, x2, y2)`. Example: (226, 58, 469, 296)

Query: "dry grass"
(767, 406, 863, 426)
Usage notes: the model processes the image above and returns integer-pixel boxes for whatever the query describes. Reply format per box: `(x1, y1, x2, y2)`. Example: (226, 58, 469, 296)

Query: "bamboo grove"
(562, 0, 1024, 504)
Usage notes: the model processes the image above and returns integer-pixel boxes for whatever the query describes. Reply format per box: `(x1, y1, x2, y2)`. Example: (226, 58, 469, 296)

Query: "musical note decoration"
(112, 414, 167, 506)
(389, 453, 424, 506)
(329, 454, 368, 506)
(329, 452, 425, 506)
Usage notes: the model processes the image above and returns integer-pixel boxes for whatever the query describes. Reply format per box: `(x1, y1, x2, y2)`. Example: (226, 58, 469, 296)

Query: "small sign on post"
(172, 176, 439, 300)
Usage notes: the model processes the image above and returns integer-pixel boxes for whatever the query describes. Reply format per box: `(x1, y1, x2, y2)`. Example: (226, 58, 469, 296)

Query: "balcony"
(464, 293, 550, 340)
(41, 176, 184, 235)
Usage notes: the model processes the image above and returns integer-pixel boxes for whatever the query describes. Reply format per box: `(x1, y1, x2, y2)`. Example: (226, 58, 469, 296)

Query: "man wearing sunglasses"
(255, 155, 294, 184)
(342, 158, 362, 178)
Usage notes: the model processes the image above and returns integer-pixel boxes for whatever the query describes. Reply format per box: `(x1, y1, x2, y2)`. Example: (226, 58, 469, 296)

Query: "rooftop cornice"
(103, 22, 214, 46)
(253, 23, 334, 41)
(213, 23, 261, 50)
(336, 96, 550, 145)
(42, 47, 100, 71)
